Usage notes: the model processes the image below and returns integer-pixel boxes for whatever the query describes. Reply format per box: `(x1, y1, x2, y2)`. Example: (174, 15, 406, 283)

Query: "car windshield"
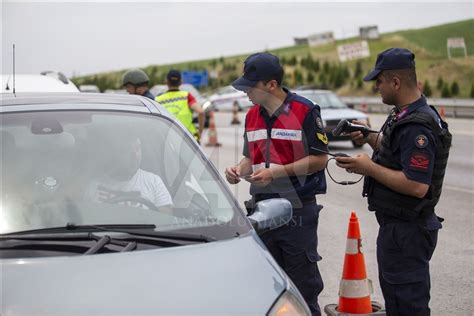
(1, 110, 249, 238)
(298, 92, 348, 109)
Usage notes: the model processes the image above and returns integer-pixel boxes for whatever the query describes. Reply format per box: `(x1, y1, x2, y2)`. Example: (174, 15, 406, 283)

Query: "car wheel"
(352, 140, 364, 148)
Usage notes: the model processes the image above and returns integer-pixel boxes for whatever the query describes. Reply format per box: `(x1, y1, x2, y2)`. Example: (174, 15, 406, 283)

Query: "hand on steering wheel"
(106, 195, 159, 212)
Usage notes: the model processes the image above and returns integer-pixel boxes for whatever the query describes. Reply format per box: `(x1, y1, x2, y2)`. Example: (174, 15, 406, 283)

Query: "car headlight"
(202, 101, 212, 111)
(267, 290, 310, 316)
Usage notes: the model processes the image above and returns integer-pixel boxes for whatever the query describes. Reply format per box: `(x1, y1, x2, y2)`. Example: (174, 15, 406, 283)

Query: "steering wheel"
(107, 195, 159, 212)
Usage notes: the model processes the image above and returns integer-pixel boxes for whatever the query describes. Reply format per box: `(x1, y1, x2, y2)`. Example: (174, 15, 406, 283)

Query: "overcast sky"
(1, 1, 472, 77)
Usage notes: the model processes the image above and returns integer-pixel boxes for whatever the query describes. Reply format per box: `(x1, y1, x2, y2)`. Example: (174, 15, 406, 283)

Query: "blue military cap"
(167, 69, 181, 84)
(232, 52, 283, 91)
(364, 48, 416, 81)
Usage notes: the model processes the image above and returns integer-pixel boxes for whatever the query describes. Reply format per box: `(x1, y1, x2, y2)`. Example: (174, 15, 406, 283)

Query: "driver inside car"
(84, 133, 173, 213)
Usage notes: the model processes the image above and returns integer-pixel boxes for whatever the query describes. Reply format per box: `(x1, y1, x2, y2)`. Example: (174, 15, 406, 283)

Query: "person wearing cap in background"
(224, 52, 329, 316)
(121, 69, 155, 100)
(155, 70, 204, 143)
(335, 48, 452, 315)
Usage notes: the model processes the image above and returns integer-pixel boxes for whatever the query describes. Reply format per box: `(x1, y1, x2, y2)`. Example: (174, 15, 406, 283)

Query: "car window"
(299, 92, 348, 109)
(1, 110, 248, 238)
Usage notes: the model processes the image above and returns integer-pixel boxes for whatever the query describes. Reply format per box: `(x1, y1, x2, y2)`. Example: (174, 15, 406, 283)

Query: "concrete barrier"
(341, 96, 474, 118)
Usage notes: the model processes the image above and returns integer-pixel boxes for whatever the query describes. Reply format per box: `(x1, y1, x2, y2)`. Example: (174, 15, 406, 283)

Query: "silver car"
(296, 90, 370, 148)
(0, 93, 310, 315)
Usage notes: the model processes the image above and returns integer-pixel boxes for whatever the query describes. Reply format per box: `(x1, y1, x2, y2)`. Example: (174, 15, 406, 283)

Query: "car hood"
(320, 108, 367, 121)
(1, 233, 287, 316)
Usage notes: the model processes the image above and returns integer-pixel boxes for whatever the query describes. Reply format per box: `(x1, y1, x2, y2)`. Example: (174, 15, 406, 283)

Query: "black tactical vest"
(363, 106, 452, 220)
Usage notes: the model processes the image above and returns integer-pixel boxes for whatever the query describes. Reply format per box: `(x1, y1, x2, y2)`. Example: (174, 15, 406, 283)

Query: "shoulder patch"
(317, 132, 328, 144)
(316, 117, 323, 129)
(415, 135, 428, 148)
(409, 151, 430, 172)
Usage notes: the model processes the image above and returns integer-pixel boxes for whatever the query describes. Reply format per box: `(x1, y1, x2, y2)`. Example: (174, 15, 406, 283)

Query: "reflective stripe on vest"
(156, 90, 196, 134)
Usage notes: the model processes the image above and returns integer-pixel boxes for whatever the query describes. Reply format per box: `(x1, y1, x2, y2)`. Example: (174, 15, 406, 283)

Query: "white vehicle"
(296, 89, 369, 148)
(1, 71, 79, 93)
(1, 93, 310, 315)
(207, 85, 253, 112)
(79, 85, 100, 93)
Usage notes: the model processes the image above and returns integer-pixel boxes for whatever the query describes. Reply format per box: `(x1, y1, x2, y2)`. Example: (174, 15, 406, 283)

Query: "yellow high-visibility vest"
(156, 90, 196, 135)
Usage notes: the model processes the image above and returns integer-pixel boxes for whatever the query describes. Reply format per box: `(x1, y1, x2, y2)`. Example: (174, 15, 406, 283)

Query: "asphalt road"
(201, 111, 473, 315)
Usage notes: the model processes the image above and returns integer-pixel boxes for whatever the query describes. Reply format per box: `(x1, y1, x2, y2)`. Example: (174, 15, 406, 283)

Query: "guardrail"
(341, 96, 474, 118)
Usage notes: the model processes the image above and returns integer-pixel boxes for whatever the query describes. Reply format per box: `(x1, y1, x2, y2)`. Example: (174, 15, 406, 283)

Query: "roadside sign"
(447, 37, 467, 58)
(337, 41, 370, 62)
(182, 70, 209, 87)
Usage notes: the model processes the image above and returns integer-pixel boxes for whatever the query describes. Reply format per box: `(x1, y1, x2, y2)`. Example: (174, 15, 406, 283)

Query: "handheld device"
(332, 119, 378, 137)
(310, 147, 363, 185)
(310, 147, 351, 158)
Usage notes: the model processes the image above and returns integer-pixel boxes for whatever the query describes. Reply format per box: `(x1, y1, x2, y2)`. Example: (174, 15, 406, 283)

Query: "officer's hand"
(335, 154, 373, 175)
(225, 165, 241, 184)
(247, 169, 273, 187)
(349, 120, 369, 145)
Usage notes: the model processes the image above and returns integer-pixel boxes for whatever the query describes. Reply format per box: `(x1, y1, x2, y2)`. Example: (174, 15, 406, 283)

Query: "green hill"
(73, 19, 474, 98)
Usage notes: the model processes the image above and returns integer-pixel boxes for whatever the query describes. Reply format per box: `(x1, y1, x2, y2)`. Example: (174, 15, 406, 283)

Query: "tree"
(323, 61, 330, 74)
(294, 69, 304, 86)
(354, 61, 363, 79)
(356, 78, 363, 89)
(306, 72, 315, 84)
(423, 80, 432, 97)
(319, 73, 328, 89)
(441, 84, 451, 98)
(289, 56, 298, 66)
(313, 60, 320, 72)
(451, 81, 460, 96)
(471, 82, 474, 98)
(437, 77, 444, 90)
(333, 67, 345, 88)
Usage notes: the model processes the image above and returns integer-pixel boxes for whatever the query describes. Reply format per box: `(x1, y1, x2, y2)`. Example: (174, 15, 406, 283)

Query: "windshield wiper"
(1, 223, 216, 243)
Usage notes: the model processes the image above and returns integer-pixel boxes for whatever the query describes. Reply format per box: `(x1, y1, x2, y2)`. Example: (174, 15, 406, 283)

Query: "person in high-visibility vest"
(155, 70, 204, 143)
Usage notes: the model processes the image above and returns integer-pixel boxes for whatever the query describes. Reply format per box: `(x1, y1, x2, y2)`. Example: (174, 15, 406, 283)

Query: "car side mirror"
(248, 199, 293, 235)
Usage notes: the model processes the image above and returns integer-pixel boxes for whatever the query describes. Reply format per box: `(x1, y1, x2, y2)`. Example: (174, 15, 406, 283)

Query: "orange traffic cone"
(338, 212, 373, 314)
(439, 106, 446, 120)
(206, 111, 221, 147)
(231, 101, 241, 125)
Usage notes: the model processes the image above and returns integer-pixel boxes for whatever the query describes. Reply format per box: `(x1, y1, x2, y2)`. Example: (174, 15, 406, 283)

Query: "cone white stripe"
(345, 238, 360, 255)
(339, 279, 373, 298)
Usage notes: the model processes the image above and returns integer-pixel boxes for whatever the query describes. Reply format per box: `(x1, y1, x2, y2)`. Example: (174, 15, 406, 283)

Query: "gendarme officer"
(225, 52, 329, 315)
(335, 48, 451, 315)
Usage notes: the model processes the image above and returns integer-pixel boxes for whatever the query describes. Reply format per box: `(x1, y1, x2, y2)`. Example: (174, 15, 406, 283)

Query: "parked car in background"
(152, 83, 211, 128)
(207, 85, 253, 112)
(79, 84, 100, 93)
(1, 93, 310, 315)
(1, 71, 79, 93)
(296, 89, 369, 148)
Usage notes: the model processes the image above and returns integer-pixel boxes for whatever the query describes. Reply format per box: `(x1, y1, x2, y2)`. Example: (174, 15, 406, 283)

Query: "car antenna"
(12, 44, 17, 97)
